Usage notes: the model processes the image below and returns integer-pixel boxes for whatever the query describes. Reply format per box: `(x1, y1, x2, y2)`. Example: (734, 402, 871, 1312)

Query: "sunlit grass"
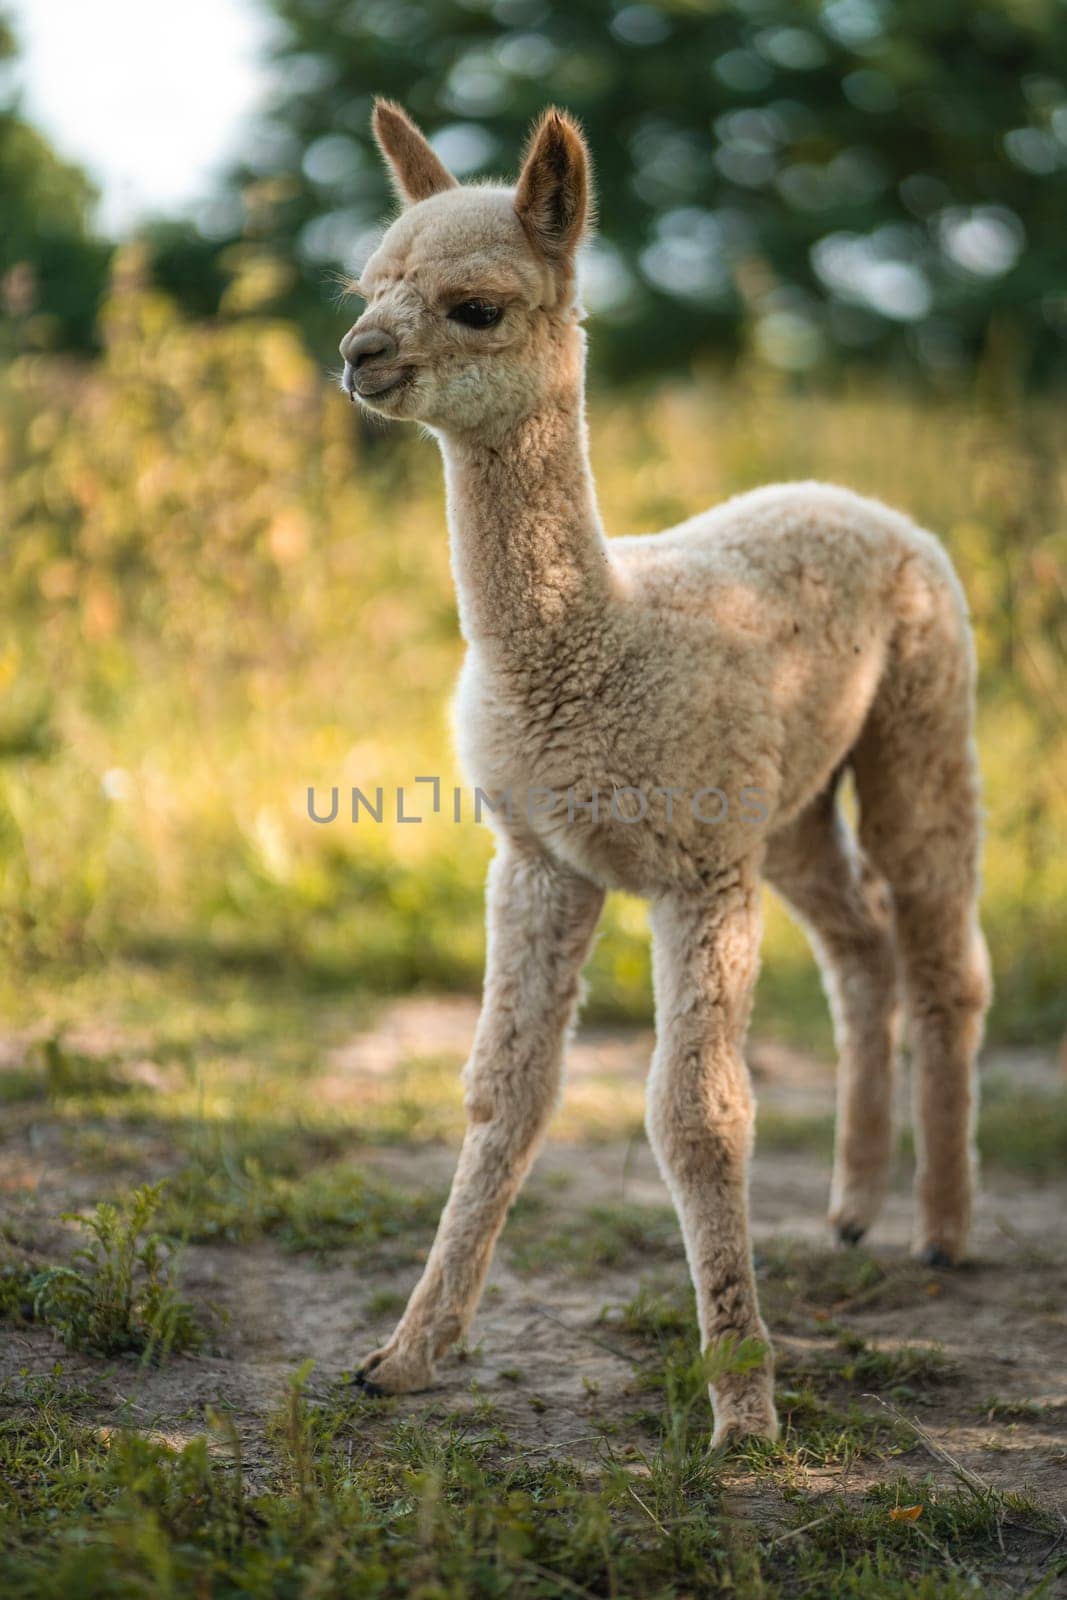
(0, 268, 1063, 1049)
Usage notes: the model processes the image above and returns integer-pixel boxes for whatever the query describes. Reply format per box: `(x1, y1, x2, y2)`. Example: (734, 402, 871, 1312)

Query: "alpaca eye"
(448, 299, 503, 329)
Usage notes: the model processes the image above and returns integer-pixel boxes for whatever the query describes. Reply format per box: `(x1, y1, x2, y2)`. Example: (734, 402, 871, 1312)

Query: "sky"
(7, 0, 275, 236)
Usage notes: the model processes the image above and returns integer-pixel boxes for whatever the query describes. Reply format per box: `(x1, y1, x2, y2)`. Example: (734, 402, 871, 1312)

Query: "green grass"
(757, 1240, 932, 1323)
(981, 1396, 1067, 1424)
(755, 1082, 1067, 1179)
(2, 950, 1064, 1203)
(0, 1160, 1057, 1598)
(783, 1471, 1061, 1596)
(160, 1151, 441, 1255)
(1, 1360, 1058, 1599)
(0, 911, 1059, 1598)
(787, 1328, 960, 1399)
(756, 1106, 836, 1157)
(10, 1110, 444, 1270)
(508, 1199, 683, 1274)
(977, 1082, 1067, 1179)
(606, 1287, 911, 1469)
(0, 1185, 200, 1358)
(1, 286, 1064, 1047)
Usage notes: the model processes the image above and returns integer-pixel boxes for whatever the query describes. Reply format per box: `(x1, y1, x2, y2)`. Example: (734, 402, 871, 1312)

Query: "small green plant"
(611, 1284, 694, 1343)
(3, 1184, 200, 1358)
(800, 1470, 1060, 1560)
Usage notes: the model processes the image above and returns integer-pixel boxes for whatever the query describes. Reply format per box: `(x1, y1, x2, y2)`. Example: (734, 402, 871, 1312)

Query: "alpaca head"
(340, 101, 593, 435)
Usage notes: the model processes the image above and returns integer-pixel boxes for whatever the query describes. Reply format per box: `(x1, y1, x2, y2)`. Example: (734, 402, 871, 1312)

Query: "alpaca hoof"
(835, 1221, 867, 1248)
(355, 1339, 437, 1395)
(916, 1243, 956, 1269)
(353, 1369, 386, 1398)
(710, 1389, 779, 1450)
(710, 1410, 779, 1450)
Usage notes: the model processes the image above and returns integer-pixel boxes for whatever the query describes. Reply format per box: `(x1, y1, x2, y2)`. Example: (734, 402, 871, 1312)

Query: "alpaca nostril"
(341, 327, 399, 369)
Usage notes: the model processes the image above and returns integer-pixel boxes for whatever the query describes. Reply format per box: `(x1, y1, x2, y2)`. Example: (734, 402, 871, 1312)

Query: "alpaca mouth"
(344, 362, 415, 403)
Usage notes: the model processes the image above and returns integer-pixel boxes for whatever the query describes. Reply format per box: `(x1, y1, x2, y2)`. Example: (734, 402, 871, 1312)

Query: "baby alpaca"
(339, 102, 990, 1444)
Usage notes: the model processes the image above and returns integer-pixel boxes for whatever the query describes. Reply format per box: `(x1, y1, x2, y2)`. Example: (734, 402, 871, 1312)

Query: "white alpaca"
(339, 102, 990, 1443)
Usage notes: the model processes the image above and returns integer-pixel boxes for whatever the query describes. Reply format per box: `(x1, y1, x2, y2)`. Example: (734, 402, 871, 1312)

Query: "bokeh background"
(1, 0, 1064, 1048)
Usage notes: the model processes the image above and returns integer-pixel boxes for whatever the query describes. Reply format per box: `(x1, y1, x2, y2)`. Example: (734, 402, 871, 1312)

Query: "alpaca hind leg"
(356, 847, 603, 1392)
(894, 889, 988, 1264)
(852, 663, 990, 1265)
(647, 863, 778, 1446)
(765, 786, 899, 1246)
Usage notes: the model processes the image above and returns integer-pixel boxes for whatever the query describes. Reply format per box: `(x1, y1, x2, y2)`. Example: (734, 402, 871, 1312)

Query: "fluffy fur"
(339, 103, 991, 1444)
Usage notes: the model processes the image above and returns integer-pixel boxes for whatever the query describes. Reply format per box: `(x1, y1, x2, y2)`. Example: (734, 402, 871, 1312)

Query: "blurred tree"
(0, 11, 110, 351)
(138, 220, 233, 322)
(192, 0, 1067, 381)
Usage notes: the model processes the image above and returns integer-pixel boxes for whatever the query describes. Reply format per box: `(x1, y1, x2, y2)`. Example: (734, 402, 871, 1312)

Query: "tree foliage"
(0, 11, 111, 351)
(210, 0, 1067, 380)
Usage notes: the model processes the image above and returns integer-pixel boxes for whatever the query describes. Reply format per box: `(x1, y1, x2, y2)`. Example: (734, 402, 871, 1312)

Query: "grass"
(778, 1472, 1062, 1599)
(757, 1240, 932, 1323)
(508, 1198, 683, 1275)
(605, 1286, 913, 1468)
(0, 1185, 200, 1358)
(756, 1106, 836, 1157)
(0, 275, 1063, 1593)
(160, 1151, 442, 1255)
(981, 1396, 1067, 1424)
(755, 1082, 1067, 1180)
(977, 1081, 1067, 1180)
(0, 1359, 1058, 1599)
(786, 1328, 960, 1400)
(0, 1090, 1056, 1596)
(0, 274, 1064, 1048)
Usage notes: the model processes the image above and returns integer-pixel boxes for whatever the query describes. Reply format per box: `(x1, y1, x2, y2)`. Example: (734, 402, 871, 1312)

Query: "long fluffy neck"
(437, 363, 615, 661)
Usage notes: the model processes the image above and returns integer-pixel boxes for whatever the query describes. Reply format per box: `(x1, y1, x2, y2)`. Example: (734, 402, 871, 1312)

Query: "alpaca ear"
(515, 108, 592, 265)
(372, 99, 458, 205)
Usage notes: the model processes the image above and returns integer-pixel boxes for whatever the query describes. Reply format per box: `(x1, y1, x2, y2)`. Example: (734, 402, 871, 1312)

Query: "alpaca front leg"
(647, 874, 778, 1446)
(356, 847, 603, 1394)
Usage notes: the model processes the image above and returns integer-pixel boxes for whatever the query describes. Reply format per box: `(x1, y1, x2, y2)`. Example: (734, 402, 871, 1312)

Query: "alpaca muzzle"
(340, 326, 410, 402)
(343, 360, 414, 401)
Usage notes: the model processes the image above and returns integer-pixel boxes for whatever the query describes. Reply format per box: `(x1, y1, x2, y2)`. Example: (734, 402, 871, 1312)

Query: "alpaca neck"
(437, 372, 614, 660)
